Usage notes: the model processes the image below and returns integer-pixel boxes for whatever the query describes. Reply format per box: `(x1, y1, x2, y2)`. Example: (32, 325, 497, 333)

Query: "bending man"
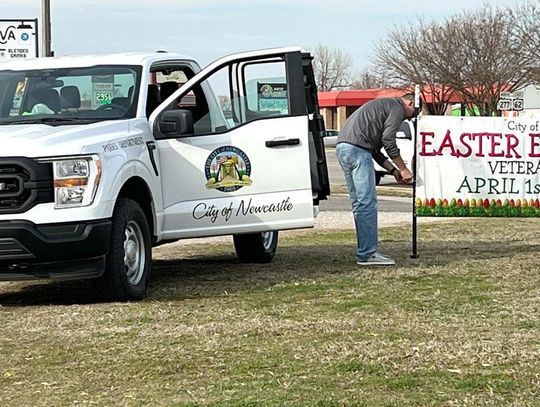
(336, 93, 419, 266)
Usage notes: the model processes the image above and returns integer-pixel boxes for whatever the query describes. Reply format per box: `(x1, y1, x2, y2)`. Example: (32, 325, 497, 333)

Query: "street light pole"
(41, 0, 52, 57)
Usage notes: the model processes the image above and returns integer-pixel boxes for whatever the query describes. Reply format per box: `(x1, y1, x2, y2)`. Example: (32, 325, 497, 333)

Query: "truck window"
(147, 65, 196, 118)
(243, 61, 289, 115)
(165, 58, 290, 136)
(0, 65, 142, 125)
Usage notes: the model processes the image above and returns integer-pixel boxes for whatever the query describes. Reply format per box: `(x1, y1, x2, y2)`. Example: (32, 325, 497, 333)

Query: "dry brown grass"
(0, 219, 539, 406)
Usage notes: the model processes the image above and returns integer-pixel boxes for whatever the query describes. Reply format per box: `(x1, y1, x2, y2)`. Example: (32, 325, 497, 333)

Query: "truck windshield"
(0, 65, 142, 125)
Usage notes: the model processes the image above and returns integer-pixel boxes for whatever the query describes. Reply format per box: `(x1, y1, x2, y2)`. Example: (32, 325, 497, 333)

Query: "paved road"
(325, 147, 345, 187)
(320, 194, 412, 213)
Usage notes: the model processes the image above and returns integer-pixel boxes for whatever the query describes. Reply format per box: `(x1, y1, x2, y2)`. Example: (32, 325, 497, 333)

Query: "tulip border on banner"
(415, 116, 540, 217)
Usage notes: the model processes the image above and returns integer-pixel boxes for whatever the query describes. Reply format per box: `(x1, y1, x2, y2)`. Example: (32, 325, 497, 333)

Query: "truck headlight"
(43, 155, 101, 209)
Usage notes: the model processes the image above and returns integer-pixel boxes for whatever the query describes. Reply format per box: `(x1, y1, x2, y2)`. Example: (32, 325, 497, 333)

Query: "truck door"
(302, 53, 330, 203)
(150, 47, 329, 240)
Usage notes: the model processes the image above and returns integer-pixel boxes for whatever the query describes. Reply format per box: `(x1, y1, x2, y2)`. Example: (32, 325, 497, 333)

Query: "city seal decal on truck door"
(205, 146, 252, 192)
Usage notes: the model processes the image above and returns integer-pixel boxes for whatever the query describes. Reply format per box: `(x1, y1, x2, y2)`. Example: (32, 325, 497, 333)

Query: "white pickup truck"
(0, 47, 329, 300)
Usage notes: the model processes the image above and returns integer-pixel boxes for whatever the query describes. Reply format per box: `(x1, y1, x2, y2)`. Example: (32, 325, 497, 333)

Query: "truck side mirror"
(158, 109, 194, 137)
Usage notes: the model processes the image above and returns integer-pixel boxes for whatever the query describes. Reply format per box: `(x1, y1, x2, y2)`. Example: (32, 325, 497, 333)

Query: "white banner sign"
(0, 20, 38, 60)
(416, 116, 540, 217)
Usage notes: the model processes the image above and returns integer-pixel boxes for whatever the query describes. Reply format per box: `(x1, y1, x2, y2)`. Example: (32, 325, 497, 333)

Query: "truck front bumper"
(0, 219, 111, 280)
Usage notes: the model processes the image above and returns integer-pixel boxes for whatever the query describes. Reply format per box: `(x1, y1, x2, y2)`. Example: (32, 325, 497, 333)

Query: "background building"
(319, 85, 540, 131)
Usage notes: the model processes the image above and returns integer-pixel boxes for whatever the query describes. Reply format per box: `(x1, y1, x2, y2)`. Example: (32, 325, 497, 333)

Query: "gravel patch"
(316, 210, 460, 230)
(156, 210, 457, 250)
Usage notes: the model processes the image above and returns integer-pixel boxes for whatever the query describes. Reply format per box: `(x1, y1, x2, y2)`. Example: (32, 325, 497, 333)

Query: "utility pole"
(41, 0, 52, 57)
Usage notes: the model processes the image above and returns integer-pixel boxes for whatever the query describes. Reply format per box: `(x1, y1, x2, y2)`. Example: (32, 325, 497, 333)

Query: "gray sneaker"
(357, 253, 395, 266)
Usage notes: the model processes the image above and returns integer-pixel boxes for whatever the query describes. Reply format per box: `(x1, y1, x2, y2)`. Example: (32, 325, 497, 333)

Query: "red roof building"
(319, 88, 462, 130)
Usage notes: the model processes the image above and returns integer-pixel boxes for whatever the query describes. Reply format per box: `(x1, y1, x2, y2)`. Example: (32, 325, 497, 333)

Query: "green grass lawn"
(0, 219, 539, 406)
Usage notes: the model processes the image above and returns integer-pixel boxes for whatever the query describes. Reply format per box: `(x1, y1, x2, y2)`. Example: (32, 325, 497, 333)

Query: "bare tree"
(312, 45, 353, 91)
(350, 68, 390, 89)
(510, 1, 540, 84)
(439, 5, 537, 116)
(374, 18, 455, 115)
(374, 2, 540, 116)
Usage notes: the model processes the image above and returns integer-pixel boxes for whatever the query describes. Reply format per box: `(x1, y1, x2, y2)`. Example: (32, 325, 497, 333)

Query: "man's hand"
(393, 171, 403, 183)
(389, 155, 413, 184)
(400, 168, 413, 184)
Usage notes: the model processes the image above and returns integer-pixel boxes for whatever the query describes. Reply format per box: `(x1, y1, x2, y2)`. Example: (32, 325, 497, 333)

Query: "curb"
(331, 184, 413, 198)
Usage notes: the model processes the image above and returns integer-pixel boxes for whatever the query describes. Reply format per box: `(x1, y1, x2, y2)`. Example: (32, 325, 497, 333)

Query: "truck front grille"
(0, 158, 53, 214)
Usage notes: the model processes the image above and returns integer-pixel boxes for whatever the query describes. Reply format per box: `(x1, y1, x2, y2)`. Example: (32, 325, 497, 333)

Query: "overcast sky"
(0, 0, 519, 71)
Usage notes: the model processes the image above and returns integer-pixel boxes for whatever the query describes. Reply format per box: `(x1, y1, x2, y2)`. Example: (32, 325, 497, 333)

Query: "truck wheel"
(233, 231, 278, 263)
(97, 198, 151, 301)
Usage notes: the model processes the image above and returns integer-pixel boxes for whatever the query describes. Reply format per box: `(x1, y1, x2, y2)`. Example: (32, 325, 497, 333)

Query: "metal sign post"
(411, 84, 420, 258)
(41, 0, 52, 57)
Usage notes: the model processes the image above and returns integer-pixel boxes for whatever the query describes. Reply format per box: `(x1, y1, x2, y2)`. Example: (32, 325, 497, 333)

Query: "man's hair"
(401, 92, 422, 111)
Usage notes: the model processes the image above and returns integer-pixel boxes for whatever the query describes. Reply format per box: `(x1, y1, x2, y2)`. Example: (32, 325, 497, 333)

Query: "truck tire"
(233, 231, 278, 263)
(96, 198, 151, 301)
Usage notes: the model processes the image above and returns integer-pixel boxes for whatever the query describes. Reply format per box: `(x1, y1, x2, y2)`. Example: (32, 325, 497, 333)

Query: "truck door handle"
(265, 138, 300, 148)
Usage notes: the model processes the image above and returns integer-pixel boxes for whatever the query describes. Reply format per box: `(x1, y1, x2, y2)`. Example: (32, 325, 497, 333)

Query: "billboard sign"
(0, 19, 38, 60)
(416, 116, 540, 217)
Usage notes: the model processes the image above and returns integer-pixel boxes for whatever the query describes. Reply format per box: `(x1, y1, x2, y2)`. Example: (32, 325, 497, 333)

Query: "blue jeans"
(336, 143, 378, 261)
